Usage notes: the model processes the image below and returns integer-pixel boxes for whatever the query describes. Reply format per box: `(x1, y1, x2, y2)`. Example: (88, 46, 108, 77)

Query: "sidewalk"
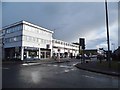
(2, 58, 71, 65)
(75, 60, 120, 77)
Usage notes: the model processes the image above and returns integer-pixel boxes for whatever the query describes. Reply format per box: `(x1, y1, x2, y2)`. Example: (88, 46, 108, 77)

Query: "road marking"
(22, 63, 28, 66)
(73, 63, 80, 66)
(59, 65, 72, 69)
(53, 65, 58, 67)
(47, 64, 52, 66)
(71, 68, 75, 71)
(59, 65, 68, 68)
(64, 69, 70, 73)
(83, 75, 95, 79)
(22, 63, 40, 66)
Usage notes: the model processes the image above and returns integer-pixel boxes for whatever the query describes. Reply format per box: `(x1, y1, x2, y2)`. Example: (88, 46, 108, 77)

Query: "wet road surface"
(2, 61, 119, 88)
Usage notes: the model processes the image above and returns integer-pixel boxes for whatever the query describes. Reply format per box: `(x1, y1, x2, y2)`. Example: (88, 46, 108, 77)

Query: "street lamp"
(111, 43, 115, 52)
(105, 0, 111, 68)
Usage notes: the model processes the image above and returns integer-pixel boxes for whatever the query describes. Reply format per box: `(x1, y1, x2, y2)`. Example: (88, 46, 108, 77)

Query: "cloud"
(2, 2, 118, 50)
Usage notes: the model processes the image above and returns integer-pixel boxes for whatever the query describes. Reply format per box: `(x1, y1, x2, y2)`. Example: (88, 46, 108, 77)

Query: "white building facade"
(52, 39, 79, 58)
(2, 21, 53, 60)
(2, 21, 79, 60)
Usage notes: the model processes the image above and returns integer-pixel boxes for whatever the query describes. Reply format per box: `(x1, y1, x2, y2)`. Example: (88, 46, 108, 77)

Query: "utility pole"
(105, 0, 111, 68)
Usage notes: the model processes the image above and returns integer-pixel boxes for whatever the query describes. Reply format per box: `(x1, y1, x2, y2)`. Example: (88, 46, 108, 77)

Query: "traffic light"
(82, 45, 85, 50)
(79, 38, 85, 50)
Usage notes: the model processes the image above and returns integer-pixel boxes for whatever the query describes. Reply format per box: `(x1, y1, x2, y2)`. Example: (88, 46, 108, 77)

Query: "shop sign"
(25, 47, 38, 50)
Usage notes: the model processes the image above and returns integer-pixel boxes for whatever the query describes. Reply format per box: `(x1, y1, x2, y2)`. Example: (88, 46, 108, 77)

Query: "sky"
(2, 1, 118, 51)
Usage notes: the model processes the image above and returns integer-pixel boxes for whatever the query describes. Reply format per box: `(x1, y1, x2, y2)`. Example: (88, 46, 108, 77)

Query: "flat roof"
(2, 20, 54, 33)
(53, 39, 79, 47)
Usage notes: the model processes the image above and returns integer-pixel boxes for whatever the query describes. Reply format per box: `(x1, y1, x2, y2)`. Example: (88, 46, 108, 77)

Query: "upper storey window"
(6, 25, 22, 34)
(24, 24, 51, 36)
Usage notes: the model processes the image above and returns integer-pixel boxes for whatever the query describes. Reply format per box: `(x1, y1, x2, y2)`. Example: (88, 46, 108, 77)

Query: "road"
(2, 60, 119, 88)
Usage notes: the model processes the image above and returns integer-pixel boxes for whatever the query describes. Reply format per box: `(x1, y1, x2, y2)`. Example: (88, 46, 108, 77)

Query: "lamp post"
(105, 0, 111, 68)
(111, 43, 115, 52)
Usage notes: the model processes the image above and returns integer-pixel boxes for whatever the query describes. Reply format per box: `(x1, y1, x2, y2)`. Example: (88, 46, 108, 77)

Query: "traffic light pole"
(105, 0, 111, 68)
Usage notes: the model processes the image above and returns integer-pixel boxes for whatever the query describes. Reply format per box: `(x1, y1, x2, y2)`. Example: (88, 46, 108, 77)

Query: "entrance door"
(41, 52, 45, 58)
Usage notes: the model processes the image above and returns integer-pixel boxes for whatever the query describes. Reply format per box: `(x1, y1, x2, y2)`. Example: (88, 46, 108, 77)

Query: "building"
(2, 21, 79, 60)
(52, 39, 79, 58)
(84, 49, 98, 55)
(2, 21, 53, 60)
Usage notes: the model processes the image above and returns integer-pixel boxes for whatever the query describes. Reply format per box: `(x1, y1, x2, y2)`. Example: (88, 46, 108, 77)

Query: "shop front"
(24, 47, 51, 60)
(4, 47, 21, 60)
(24, 47, 39, 60)
(40, 48, 51, 59)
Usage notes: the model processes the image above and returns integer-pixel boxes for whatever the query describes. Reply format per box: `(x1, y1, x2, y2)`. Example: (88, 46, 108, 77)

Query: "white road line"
(22, 63, 28, 66)
(83, 75, 95, 79)
(53, 65, 58, 67)
(64, 69, 70, 73)
(22, 63, 40, 66)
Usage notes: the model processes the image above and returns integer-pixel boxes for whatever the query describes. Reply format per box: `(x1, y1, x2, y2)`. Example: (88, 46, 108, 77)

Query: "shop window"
(46, 52, 50, 58)
(46, 44, 50, 49)
(29, 51, 37, 58)
(6, 25, 22, 34)
(41, 52, 45, 58)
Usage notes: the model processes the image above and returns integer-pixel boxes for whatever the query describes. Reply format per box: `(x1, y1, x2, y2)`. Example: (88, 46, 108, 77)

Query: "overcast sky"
(2, 2, 118, 51)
